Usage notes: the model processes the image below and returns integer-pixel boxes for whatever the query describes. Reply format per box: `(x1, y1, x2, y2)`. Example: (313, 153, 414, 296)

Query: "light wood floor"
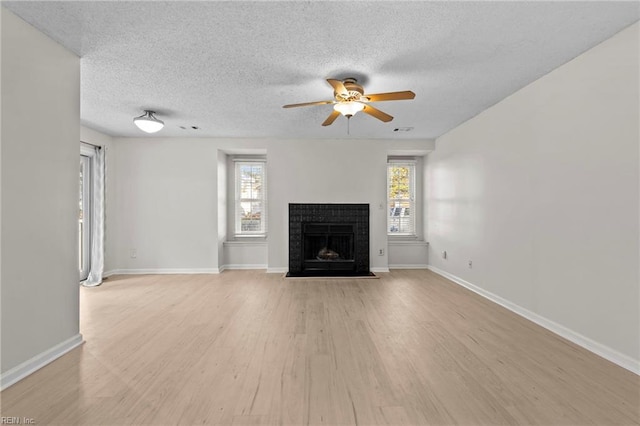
(1, 270, 638, 425)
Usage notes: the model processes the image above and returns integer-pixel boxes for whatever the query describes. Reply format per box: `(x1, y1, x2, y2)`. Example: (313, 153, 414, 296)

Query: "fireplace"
(288, 203, 370, 277)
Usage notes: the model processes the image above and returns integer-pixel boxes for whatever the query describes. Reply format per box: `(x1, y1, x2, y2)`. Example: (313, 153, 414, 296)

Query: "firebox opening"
(302, 223, 355, 272)
(303, 224, 354, 261)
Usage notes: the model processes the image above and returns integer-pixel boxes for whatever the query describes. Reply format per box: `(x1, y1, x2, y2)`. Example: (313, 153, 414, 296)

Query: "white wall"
(266, 139, 389, 271)
(223, 240, 267, 270)
(1, 8, 81, 377)
(107, 137, 434, 273)
(427, 23, 639, 369)
(388, 241, 429, 268)
(108, 139, 221, 273)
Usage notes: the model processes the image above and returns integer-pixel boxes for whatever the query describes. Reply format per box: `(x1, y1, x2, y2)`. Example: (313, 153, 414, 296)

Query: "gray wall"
(427, 23, 639, 366)
(1, 8, 81, 373)
(106, 137, 433, 273)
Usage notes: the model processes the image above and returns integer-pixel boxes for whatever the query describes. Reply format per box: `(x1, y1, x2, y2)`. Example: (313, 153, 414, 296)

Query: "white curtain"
(83, 146, 105, 287)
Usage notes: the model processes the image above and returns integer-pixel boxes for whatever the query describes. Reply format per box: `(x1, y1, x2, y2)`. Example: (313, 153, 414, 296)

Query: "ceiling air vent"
(393, 127, 414, 132)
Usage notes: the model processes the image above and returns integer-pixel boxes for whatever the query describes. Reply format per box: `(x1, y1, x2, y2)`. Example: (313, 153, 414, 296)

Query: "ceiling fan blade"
(365, 91, 415, 102)
(327, 79, 348, 97)
(362, 105, 393, 122)
(283, 100, 333, 108)
(322, 110, 341, 126)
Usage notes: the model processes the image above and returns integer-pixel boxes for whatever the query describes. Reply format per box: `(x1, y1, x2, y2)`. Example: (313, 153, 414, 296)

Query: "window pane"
(388, 165, 411, 200)
(388, 200, 412, 233)
(240, 201, 263, 232)
(240, 164, 263, 199)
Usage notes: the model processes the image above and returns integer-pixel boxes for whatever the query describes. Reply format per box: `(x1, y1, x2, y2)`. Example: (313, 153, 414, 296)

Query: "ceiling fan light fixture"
(283, 78, 414, 126)
(133, 110, 164, 133)
(333, 101, 365, 117)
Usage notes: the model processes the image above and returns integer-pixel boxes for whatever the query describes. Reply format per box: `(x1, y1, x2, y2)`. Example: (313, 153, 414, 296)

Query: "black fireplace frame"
(288, 203, 370, 277)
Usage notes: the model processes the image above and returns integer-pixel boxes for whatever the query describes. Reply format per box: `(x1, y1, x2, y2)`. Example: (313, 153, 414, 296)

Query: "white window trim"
(234, 159, 267, 238)
(387, 158, 417, 237)
(79, 142, 97, 281)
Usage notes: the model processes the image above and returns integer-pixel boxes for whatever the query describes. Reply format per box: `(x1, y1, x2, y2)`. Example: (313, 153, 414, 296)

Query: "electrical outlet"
(130, 249, 137, 258)
(442, 250, 447, 259)
(379, 248, 385, 256)
(468, 260, 473, 268)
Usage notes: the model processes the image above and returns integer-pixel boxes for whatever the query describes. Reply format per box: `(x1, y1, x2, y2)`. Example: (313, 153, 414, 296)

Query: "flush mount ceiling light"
(333, 101, 365, 117)
(133, 110, 164, 133)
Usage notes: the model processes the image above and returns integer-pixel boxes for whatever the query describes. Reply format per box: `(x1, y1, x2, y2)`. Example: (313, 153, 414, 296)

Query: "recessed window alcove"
(287, 203, 370, 277)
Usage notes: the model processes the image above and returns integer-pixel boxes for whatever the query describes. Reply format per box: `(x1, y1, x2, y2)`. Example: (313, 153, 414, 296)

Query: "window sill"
(224, 237, 268, 246)
(388, 238, 428, 247)
(388, 233, 418, 240)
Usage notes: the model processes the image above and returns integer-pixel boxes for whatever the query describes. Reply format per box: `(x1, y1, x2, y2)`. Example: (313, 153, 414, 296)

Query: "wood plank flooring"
(1, 269, 638, 425)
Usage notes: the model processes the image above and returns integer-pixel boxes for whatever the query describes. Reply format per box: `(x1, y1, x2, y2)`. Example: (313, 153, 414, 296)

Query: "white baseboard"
(426, 266, 639, 375)
(389, 264, 429, 269)
(370, 267, 390, 273)
(104, 268, 220, 275)
(1, 334, 84, 390)
(220, 264, 267, 272)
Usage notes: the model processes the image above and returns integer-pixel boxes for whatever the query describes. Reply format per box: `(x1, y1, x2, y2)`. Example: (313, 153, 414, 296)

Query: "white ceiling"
(4, 1, 639, 139)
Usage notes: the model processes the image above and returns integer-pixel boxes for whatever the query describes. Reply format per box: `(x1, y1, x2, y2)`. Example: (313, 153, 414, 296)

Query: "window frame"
(79, 144, 95, 281)
(387, 159, 417, 237)
(234, 159, 267, 237)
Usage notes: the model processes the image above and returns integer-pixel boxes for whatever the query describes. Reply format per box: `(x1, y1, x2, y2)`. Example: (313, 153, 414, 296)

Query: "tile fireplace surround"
(287, 203, 370, 277)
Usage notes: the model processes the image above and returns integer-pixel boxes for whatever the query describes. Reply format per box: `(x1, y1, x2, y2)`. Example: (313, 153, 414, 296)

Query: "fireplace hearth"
(288, 203, 370, 277)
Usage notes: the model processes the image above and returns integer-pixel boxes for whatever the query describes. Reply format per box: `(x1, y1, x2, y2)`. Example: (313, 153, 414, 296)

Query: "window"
(387, 160, 416, 236)
(235, 160, 267, 236)
(79, 154, 92, 280)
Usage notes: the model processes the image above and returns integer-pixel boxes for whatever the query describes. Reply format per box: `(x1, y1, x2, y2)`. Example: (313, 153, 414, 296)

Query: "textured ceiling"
(3, 1, 639, 139)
